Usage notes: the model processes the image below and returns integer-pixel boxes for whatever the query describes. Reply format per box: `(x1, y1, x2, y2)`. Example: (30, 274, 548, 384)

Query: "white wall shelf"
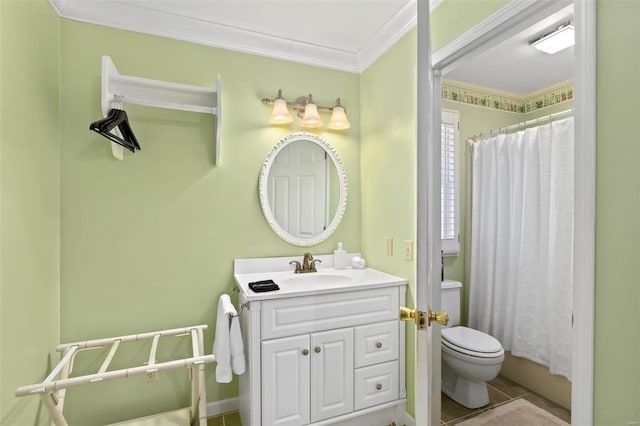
(101, 55, 222, 164)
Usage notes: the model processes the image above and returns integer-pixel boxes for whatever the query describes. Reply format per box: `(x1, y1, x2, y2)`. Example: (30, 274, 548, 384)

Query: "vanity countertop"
(234, 255, 407, 301)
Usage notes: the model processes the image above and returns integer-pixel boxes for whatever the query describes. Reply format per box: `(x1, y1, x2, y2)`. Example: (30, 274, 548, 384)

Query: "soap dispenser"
(334, 242, 348, 270)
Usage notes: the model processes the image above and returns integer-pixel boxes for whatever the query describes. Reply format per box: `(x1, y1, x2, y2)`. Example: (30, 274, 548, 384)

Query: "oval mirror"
(259, 132, 347, 246)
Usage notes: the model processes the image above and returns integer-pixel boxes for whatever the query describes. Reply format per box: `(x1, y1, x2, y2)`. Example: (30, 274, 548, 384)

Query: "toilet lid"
(442, 326, 503, 355)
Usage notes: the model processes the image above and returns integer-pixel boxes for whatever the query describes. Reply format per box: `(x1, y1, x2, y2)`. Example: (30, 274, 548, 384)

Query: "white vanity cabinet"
(234, 259, 407, 426)
(262, 328, 354, 425)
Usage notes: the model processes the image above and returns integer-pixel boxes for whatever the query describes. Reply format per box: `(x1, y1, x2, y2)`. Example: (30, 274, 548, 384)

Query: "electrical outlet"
(385, 236, 393, 256)
(404, 240, 413, 261)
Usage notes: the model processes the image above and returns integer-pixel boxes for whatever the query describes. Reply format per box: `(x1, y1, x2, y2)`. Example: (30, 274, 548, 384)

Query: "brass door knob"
(428, 307, 449, 326)
(400, 306, 426, 329)
(399, 306, 417, 321)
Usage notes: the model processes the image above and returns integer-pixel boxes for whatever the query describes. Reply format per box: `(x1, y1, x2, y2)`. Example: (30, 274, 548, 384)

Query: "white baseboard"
(206, 398, 415, 426)
(206, 397, 240, 417)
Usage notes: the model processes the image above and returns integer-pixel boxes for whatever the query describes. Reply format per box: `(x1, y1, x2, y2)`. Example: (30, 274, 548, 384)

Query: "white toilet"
(440, 279, 504, 409)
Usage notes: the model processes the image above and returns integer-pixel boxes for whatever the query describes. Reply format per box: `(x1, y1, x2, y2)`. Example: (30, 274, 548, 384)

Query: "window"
(441, 109, 460, 255)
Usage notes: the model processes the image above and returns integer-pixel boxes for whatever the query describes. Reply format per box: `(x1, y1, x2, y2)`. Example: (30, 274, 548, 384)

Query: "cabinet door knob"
(376, 383, 382, 390)
(376, 342, 382, 349)
(315, 347, 322, 353)
(302, 349, 309, 356)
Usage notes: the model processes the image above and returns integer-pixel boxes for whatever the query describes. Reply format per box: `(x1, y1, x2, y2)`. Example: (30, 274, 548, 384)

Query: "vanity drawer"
(261, 287, 399, 340)
(354, 361, 399, 411)
(354, 321, 399, 368)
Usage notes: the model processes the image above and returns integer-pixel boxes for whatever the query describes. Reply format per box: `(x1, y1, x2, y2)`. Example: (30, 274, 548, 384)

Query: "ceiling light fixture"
(261, 90, 350, 131)
(530, 23, 575, 54)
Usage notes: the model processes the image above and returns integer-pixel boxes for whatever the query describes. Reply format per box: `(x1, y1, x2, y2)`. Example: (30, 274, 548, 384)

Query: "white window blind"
(441, 109, 460, 255)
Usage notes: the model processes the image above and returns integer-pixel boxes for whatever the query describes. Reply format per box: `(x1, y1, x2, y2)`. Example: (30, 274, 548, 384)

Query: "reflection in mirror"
(259, 132, 347, 246)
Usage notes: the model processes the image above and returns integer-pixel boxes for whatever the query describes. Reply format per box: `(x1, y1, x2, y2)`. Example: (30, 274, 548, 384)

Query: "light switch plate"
(404, 240, 413, 261)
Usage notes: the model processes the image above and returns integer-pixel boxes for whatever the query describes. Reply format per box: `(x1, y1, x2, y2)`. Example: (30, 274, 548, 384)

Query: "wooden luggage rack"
(15, 324, 215, 426)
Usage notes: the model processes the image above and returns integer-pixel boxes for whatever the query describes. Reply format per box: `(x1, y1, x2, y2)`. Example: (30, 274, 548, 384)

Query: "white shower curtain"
(468, 117, 574, 380)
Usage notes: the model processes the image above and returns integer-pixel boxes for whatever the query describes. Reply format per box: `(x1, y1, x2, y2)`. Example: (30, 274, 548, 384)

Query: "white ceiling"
(50, 0, 427, 73)
(126, 0, 408, 53)
(49, 0, 573, 95)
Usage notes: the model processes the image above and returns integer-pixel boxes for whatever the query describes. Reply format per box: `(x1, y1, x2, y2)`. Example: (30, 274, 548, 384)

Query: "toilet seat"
(442, 326, 503, 359)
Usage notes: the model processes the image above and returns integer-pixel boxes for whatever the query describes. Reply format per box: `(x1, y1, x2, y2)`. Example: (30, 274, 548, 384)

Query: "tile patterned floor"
(208, 376, 571, 426)
(207, 410, 242, 426)
(441, 375, 571, 425)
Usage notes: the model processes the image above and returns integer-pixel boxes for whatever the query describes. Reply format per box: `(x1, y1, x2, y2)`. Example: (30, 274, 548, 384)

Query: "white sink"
(234, 255, 407, 301)
(280, 273, 353, 286)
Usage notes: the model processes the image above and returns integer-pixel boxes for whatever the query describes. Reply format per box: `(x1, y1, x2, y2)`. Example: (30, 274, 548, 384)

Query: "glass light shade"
(531, 25, 575, 54)
(301, 103, 323, 128)
(328, 106, 350, 130)
(270, 98, 293, 124)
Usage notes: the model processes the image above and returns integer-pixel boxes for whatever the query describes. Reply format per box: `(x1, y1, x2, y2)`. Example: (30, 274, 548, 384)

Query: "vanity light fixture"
(269, 89, 293, 124)
(261, 90, 350, 130)
(301, 95, 323, 128)
(530, 23, 575, 54)
(328, 98, 350, 130)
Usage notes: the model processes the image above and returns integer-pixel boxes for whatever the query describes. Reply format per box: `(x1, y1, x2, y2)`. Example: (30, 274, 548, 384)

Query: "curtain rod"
(470, 108, 574, 141)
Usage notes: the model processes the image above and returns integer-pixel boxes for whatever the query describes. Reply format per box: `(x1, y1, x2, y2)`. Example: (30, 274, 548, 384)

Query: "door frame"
(423, 0, 596, 424)
(415, 0, 439, 424)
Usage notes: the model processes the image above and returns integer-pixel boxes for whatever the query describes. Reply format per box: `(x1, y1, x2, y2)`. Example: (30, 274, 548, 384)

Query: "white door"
(415, 0, 440, 425)
(268, 140, 328, 238)
(310, 328, 354, 422)
(262, 335, 310, 426)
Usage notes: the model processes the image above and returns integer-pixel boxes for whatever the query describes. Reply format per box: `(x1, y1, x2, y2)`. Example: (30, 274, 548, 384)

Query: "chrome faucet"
(289, 252, 322, 273)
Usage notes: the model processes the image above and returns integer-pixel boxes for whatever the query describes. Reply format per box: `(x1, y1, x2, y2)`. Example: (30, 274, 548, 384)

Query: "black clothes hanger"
(99, 108, 140, 150)
(118, 113, 141, 151)
(90, 109, 133, 151)
(89, 97, 141, 152)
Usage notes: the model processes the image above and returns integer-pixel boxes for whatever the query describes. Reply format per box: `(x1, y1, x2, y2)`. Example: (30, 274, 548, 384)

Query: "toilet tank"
(441, 279, 462, 327)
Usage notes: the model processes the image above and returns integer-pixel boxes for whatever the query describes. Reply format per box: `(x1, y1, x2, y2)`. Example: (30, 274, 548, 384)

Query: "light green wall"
(360, 1, 517, 418)
(364, 0, 640, 423)
(595, 1, 640, 423)
(2, 0, 640, 424)
(431, 0, 510, 51)
(0, 1, 60, 425)
(1, 1, 3, 416)
(360, 27, 418, 416)
(443, 2, 640, 420)
(58, 20, 361, 424)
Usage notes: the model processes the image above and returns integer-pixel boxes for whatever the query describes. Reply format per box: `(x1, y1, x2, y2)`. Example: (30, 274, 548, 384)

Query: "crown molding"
(49, 0, 360, 73)
(49, 0, 444, 74)
(49, 0, 64, 14)
(357, 0, 444, 72)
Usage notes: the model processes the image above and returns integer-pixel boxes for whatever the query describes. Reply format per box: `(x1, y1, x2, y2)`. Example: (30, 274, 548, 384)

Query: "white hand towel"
(230, 315, 246, 375)
(213, 294, 236, 383)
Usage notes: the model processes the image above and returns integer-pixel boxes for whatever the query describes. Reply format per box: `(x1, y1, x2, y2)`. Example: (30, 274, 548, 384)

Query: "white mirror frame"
(259, 132, 348, 246)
